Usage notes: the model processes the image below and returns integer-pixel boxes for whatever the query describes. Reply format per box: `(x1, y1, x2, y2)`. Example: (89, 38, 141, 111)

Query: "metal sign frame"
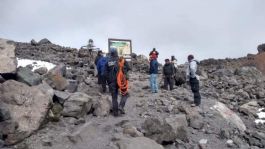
(108, 38, 132, 61)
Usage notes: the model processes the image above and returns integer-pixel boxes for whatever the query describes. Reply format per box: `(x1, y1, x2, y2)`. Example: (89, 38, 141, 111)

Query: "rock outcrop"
(62, 92, 93, 118)
(0, 39, 17, 74)
(0, 80, 51, 145)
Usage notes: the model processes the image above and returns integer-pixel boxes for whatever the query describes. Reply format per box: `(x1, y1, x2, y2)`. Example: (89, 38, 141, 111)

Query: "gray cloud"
(0, 0, 265, 63)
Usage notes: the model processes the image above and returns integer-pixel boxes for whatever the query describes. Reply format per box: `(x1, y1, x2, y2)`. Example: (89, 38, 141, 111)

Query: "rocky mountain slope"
(0, 38, 265, 149)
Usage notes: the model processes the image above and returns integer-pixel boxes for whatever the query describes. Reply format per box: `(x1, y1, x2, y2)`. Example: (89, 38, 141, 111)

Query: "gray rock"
(257, 43, 265, 53)
(0, 120, 18, 137)
(17, 67, 42, 86)
(226, 139, 235, 148)
(62, 92, 93, 118)
(142, 114, 188, 144)
(0, 139, 4, 148)
(199, 139, 207, 149)
(66, 122, 98, 144)
(38, 38, 51, 45)
(0, 75, 5, 83)
(212, 69, 234, 77)
(93, 95, 111, 117)
(30, 39, 38, 46)
(0, 80, 51, 145)
(48, 102, 63, 122)
(116, 137, 164, 149)
(54, 90, 71, 104)
(0, 39, 17, 74)
(36, 81, 54, 101)
(45, 64, 69, 91)
(239, 100, 259, 117)
(66, 80, 78, 93)
(213, 101, 246, 132)
(235, 66, 263, 79)
(41, 136, 53, 147)
(123, 125, 143, 137)
(189, 114, 204, 130)
(78, 48, 90, 58)
(49, 63, 66, 77)
(34, 67, 48, 75)
(0, 103, 11, 122)
(75, 117, 86, 125)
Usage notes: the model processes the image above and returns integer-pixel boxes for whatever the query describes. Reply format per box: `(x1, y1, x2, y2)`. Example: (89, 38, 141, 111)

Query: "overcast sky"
(0, 0, 264, 63)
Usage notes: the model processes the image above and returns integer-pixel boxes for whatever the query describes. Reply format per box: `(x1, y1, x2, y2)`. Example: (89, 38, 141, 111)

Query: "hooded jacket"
(104, 50, 130, 83)
(149, 59, 158, 74)
(163, 63, 174, 76)
(186, 60, 199, 79)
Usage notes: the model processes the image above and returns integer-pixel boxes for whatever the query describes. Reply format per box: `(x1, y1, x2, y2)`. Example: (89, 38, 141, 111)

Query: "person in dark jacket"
(95, 50, 103, 84)
(104, 48, 131, 116)
(149, 54, 159, 93)
(97, 55, 108, 92)
(163, 59, 175, 90)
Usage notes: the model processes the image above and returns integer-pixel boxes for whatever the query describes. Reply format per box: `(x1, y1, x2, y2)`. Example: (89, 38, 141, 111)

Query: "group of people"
(94, 47, 201, 117)
(149, 48, 201, 107)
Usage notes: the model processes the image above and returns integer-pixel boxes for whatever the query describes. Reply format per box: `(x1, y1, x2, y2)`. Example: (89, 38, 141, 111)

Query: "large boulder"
(257, 43, 265, 53)
(142, 114, 188, 144)
(116, 137, 164, 149)
(54, 90, 71, 104)
(34, 67, 48, 75)
(38, 38, 51, 45)
(0, 39, 17, 74)
(0, 80, 51, 145)
(30, 39, 38, 46)
(44, 64, 68, 91)
(213, 101, 246, 132)
(92, 95, 111, 117)
(132, 55, 150, 73)
(17, 67, 42, 86)
(78, 48, 90, 58)
(239, 100, 259, 117)
(62, 92, 93, 118)
(234, 66, 263, 79)
(180, 105, 204, 130)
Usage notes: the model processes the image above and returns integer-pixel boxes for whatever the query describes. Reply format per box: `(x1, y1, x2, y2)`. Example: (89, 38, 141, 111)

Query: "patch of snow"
(258, 108, 264, 112)
(255, 119, 265, 124)
(255, 108, 265, 124)
(17, 58, 56, 71)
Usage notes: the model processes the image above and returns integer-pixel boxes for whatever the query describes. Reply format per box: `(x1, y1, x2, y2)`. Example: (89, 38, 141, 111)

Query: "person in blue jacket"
(149, 54, 159, 93)
(97, 53, 108, 93)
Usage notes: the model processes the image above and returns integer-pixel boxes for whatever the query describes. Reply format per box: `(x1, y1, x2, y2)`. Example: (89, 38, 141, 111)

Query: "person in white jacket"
(186, 54, 201, 106)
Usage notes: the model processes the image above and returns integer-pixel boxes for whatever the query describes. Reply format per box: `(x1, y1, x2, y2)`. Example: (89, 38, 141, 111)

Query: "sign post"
(108, 38, 132, 61)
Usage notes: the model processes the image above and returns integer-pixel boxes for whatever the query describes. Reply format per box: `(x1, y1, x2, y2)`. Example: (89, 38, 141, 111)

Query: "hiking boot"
(113, 110, 119, 117)
(119, 107, 125, 115)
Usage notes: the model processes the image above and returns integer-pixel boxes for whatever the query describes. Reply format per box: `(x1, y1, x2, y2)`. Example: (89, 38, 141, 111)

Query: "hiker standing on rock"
(105, 48, 130, 116)
(97, 52, 108, 93)
(163, 59, 175, 90)
(186, 54, 201, 106)
(149, 53, 159, 93)
(95, 50, 103, 84)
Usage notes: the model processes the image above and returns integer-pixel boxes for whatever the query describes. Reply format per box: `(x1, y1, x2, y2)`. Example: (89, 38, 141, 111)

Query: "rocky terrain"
(0, 38, 265, 149)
